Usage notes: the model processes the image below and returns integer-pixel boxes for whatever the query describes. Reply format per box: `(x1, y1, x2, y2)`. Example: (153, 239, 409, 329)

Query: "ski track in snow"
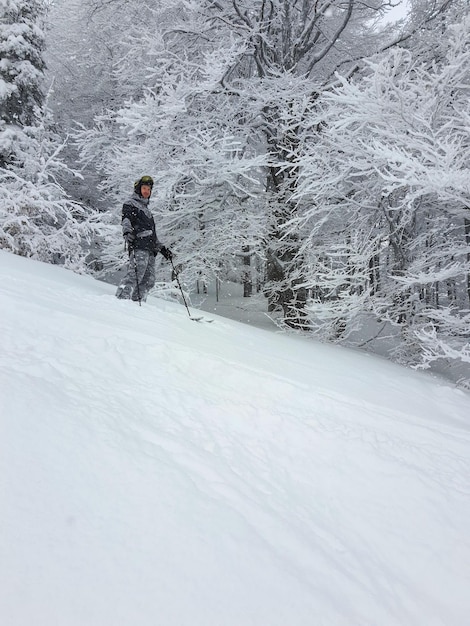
(1, 252, 470, 626)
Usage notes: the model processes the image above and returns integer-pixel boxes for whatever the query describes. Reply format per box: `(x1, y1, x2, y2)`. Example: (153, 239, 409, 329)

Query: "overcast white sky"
(384, 0, 410, 22)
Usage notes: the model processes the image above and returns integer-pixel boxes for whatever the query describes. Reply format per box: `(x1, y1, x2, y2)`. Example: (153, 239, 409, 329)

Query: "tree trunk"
(465, 216, 470, 305)
(242, 246, 252, 298)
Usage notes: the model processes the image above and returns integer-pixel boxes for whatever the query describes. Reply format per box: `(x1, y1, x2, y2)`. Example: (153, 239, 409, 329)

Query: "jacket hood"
(126, 192, 152, 218)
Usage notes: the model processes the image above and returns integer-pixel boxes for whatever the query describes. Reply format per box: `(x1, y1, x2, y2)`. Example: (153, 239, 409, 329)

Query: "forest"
(1, 0, 469, 385)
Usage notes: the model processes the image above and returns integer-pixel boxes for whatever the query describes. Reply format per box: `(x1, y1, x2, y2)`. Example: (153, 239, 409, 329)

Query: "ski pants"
(116, 248, 156, 302)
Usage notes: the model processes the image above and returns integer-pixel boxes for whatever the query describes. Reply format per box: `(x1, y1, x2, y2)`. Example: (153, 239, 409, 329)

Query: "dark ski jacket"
(121, 193, 163, 254)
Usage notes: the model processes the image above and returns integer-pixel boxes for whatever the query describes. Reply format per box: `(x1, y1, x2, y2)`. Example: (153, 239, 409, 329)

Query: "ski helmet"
(134, 175, 154, 196)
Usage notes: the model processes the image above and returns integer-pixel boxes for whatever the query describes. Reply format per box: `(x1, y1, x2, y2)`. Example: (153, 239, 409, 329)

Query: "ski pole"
(170, 258, 192, 319)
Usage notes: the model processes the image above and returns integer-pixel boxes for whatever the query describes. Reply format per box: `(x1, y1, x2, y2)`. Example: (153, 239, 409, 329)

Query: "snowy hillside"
(1, 250, 470, 626)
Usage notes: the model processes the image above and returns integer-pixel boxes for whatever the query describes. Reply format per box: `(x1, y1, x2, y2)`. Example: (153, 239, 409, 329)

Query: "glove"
(160, 246, 173, 261)
(124, 232, 135, 246)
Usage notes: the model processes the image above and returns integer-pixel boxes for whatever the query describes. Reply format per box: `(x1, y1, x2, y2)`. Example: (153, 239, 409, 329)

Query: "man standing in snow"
(115, 175, 173, 302)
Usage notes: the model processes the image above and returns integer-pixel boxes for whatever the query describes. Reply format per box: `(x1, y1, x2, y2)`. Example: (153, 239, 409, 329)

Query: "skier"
(115, 175, 173, 302)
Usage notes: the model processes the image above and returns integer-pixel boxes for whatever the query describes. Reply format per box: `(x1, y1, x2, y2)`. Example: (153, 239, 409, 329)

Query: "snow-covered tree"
(290, 10, 470, 374)
(78, 0, 462, 325)
(0, 0, 46, 167)
(73, 1, 269, 288)
(43, 0, 158, 207)
(0, 0, 101, 267)
(75, 0, 397, 316)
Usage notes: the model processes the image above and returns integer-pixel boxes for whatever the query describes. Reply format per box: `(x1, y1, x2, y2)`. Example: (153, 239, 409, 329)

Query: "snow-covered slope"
(1, 250, 469, 626)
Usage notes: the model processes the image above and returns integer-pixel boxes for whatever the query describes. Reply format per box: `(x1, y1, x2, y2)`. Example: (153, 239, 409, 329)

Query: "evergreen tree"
(0, 0, 100, 268)
(0, 0, 46, 167)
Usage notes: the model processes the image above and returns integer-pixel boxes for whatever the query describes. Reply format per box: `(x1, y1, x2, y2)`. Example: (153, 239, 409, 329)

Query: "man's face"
(141, 184, 152, 199)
